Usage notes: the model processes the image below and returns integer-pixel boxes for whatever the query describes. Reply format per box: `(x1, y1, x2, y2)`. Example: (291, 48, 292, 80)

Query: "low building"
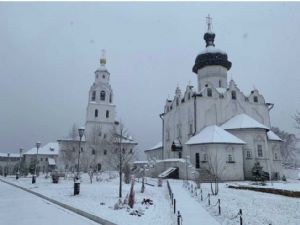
(24, 142, 59, 174)
(144, 142, 163, 160)
(0, 153, 21, 175)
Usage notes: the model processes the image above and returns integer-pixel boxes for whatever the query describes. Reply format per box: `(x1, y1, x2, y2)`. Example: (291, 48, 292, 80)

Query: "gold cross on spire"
(206, 14, 212, 32)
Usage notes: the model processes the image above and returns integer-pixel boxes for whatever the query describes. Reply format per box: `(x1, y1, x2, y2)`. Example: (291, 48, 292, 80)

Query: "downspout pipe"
(193, 94, 197, 135)
(159, 113, 165, 160)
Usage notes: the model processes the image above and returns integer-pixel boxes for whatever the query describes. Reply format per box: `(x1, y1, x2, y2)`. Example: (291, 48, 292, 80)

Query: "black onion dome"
(193, 32, 232, 73)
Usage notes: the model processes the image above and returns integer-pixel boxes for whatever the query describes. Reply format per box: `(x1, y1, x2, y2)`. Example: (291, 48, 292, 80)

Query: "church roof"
(24, 142, 59, 155)
(221, 114, 269, 130)
(185, 125, 245, 145)
(145, 141, 162, 152)
(267, 131, 282, 141)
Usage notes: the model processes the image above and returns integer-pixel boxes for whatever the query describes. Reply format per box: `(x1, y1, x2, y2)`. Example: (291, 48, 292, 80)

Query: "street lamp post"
(32, 142, 41, 184)
(16, 148, 23, 180)
(74, 127, 85, 195)
(185, 155, 190, 183)
(5, 153, 10, 177)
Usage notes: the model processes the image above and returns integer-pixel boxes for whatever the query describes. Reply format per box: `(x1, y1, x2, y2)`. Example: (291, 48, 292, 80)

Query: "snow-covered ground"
(2, 173, 300, 225)
(0, 181, 99, 225)
(175, 179, 300, 225)
(2, 173, 175, 225)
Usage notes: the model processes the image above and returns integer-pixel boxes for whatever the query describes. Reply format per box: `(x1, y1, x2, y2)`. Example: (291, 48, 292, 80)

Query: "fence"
(183, 181, 245, 225)
(166, 180, 182, 225)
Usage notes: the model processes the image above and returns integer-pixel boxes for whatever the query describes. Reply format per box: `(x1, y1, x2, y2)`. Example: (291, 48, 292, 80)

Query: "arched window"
(231, 91, 237, 100)
(94, 109, 98, 118)
(106, 110, 109, 118)
(207, 88, 212, 97)
(103, 149, 107, 155)
(91, 91, 96, 101)
(253, 96, 258, 103)
(109, 93, 112, 103)
(92, 149, 96, 155)
(100, 91, 106, 101)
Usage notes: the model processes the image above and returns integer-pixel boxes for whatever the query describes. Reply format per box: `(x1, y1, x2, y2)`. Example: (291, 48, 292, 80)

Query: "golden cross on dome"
(206, 14, 212, 32)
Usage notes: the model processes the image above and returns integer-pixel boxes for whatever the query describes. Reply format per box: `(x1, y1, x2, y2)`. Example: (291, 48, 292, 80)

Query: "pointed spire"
(100, 49, 106, 66)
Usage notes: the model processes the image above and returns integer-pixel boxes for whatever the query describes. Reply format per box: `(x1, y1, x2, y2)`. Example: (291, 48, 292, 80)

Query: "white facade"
(57, 55, 137, 172)
(146, 26, 283, 181)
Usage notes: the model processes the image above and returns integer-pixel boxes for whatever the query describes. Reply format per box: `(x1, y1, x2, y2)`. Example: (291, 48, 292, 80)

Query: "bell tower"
(85, 50, 116, 142)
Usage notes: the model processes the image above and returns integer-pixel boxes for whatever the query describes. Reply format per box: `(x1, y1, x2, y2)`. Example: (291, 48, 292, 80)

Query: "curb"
(0, 178, 117, 225)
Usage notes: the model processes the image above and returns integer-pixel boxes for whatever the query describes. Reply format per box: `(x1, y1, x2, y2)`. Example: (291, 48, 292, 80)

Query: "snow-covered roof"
(199, 46, 226, 55)
(221, 114, 269, 130)
(0, 152, 20, 158)
(145, 141, 162, 152)
(267, 131, 282, 142)
(48, 158, 56, 166)
(24, 142, 59, 155)
(186, 125, 245, 145)
(158, 167, 177, 178)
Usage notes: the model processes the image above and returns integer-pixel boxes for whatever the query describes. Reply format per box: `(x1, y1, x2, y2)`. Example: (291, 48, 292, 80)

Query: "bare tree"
(207, 150, 226, 195)
(271, 127, 299, 165)
(69, 123, 78, 140)
(105, 122, 136, 198)
(293, 111, 300, 129)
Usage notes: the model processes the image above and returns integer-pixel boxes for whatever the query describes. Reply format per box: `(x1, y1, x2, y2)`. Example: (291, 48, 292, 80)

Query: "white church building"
(144, 18, 283, 181)
(57, 53, 137, 172)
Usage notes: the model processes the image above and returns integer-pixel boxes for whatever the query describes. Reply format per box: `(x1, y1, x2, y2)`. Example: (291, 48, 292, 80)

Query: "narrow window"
(188, 93, 191, 100)
(94, 109, 98, 118)
(103, 134, 107, 139)
(203, 153, 207, 162)
(195, 153, 200, 168)
(129, 149, 133, 154)
(100, 91, 106, 101)
(274, 152, 278, 160)
(189, 124, 193, 135)
(253, 96, 258, 103)
(246, 151, 251, 159)
(106, 110, 109, 118)
(207, 88, 212, 97)
(91, 91, 96, 101)
(92, 149, 96, 155)
(257, 144, 263, 157)
(104, 149, 107, 155)
(231, 91, 237, 100)
(178, 152, 182, 159)
(219, 80, 222, 87)
(176, 98, 179, 106)
(228, 154, 233, 162)
(109, 93, 112, 103)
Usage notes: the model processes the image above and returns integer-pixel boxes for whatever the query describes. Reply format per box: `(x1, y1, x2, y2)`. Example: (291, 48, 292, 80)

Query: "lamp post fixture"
(32, 142, 41, 184)
(74, 127, 85, 195)
(16, 148, 23, 180)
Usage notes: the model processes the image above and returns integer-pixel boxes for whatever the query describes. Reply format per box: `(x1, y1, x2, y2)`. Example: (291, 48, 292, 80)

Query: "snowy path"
(169, 180, 219, 225)
(0, 181, 100, 225)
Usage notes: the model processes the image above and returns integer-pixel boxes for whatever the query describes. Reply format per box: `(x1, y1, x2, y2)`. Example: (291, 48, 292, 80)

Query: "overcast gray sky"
(1, 2, 300, 155)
